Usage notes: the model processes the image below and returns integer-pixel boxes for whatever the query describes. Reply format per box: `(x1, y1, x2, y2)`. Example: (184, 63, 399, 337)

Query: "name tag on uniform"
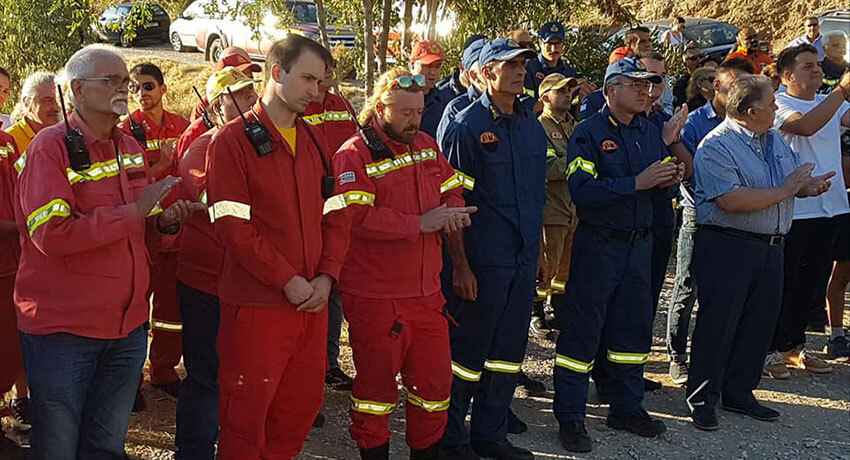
(601, 140, 619, 152)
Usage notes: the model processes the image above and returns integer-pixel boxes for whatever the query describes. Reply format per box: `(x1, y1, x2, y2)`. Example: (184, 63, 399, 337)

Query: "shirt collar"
(480, 90, 526, 120)
(70, 111, 125, 145)
(601, 105, 641, 129)
(467, 84, 482, 100)
(726, 117, 766, 142)
(703, 100, 719, 120)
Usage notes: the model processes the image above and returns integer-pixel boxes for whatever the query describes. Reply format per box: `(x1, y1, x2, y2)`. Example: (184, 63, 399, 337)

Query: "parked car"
(169, 0, 356, 62)
(816, 9, 850, 61)
(611, 18, 739, 58)
(94, 2, 171, 47)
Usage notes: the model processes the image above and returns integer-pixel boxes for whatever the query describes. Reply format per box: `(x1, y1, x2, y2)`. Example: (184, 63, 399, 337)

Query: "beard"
(110, 98, 129, 115)
(381, 120, 419, 144)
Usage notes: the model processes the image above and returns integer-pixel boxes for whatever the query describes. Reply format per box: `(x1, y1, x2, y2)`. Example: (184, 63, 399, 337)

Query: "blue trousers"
(443, 264, 535, 445)
(20, 326, 146, 460)
(553, 226, 653, 424)
(175, 281, 221, 460)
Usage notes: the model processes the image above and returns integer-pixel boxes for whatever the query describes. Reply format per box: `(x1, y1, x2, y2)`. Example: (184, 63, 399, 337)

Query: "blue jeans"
(667, 206, 698, 363)
(175, 281, 221, 460)
(327, 288, 343, 370)
(20, 326, 146, 460)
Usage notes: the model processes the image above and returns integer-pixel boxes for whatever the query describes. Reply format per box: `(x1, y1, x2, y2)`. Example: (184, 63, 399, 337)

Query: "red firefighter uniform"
(303, 91, 358, 153)
(0, 132, 21, 418)
(324, 118, 464, 450)
(176, 117, 211, 163)
(14, 112, 162, 339)
(120, 108, 190, 386)
(206, 101, 349, 460)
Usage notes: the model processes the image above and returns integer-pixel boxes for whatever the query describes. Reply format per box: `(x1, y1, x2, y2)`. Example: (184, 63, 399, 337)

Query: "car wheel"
(209, 38, 223, 63)
(171, 32, 185, 52)
(119, 31, 132, 48)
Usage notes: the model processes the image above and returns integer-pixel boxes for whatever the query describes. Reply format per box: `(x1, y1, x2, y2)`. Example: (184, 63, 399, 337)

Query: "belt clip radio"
(57, 85, 91, 172)
(299, 118, 335, 199)
(127, 114, 147, 146)
(228, 87, 274, 157)
(193, 85, 216, 129)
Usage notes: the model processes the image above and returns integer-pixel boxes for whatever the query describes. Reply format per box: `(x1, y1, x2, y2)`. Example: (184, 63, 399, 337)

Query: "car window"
(288, 2, 318, 24)
(117, 5, 132, 15)
(819, 19, 850, 36)
(683, 23, 738, 48)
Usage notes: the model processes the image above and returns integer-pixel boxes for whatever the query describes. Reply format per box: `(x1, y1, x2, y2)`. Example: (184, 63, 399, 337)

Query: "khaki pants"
(540, 223, 577, 294)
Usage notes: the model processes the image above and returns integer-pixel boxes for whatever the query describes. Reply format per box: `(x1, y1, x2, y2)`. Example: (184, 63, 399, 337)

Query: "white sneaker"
(763, 351, 790, 379)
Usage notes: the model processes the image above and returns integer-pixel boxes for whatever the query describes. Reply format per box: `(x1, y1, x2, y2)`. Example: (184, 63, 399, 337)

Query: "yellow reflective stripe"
(484, 359, 522, 374)
(27, 198, 71, 236)
(350, 396, 396, 415)
(407, 392, 449, 412)
(145, 137, 178, 152)
(322, 190, 376, 215)
(120, 153, 146, 170)
(14, 152, 27, 175)
(546, 148, 557, 158)
(455, 170, 475, 191)
(0, 143, 15, 159)
(199, 189, 207, 205)
(150, 319, 182, 331)
(566, 157, 597, 179)
(147, 203, 163, 217)
(324, 110, 353, 121)
(67, 159, 120, 184)
(550, 279, 566, 292)
(440, 173, 463, 194)
(555, 354, 594, 373)
(523, 87, 536, 97)
(303, 113, 324, 125)
(451, 361, 481, 382)
(365, 149, 438, 178)
(209, 200, 251, 222)
(607, 350, 648, 364)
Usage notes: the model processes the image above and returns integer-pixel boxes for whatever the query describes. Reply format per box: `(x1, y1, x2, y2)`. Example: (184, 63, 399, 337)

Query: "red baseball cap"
(214, 52, 262, 76)
(411, 40, 446, 65)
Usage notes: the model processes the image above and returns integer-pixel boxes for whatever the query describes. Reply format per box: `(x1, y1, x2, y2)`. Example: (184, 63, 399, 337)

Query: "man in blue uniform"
(440, 38, 546, 460)
(436, 37, 488, 146)
(524, 21, 578, 99)
(553, 57, 684, 453)
(411, 40, 456, 138)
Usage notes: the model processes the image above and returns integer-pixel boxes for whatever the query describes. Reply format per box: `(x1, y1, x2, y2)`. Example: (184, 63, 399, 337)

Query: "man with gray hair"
(821, 31, 849, 93)
(5, 71, 61, 154)
(686, 74, 834, 431)
(14, 45, 204, 458)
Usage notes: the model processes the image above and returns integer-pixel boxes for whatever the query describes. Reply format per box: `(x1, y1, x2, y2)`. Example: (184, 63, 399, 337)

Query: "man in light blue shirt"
(786, 16, 824, 60)
(686, 74, 833, 432)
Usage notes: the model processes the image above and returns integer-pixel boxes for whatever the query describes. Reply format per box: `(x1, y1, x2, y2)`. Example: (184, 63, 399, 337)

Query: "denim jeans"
(327, 288, 343, 370)
(175, 281, 221, 460)
(666, 206, 698, 363)
(20, 325, 146, 460)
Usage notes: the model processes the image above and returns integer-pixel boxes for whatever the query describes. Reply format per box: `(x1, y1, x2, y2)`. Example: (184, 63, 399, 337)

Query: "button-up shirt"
(787, 34, 824, 60)
(680, 100, 724, 207)
(694, 118, 801, 235)
(539, 109, 577, 226)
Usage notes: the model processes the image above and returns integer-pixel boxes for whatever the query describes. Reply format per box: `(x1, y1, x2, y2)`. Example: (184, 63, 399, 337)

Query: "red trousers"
(344, 292, 451, 450)
(149, 251, 182, 385)
(0, 275, 22, 416)
(217, 303, 327, 460)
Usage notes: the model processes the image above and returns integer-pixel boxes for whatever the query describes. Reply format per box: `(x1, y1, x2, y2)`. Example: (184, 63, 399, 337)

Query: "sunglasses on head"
(129, 81, 157, 92)
(378, 74, 426, 98)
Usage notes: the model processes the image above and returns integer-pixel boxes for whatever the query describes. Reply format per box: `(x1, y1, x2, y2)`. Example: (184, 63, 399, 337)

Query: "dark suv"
(94, 2, 171, 47)
(612, 18, 739, 58)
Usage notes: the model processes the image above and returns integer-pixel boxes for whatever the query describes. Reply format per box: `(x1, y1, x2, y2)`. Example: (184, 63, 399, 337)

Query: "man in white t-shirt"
(763, 43, 850, 380)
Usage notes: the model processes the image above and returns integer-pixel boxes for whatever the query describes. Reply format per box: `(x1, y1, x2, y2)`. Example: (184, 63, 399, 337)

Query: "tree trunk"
(314, 0, 331, 50)
(362, 0, 376, 98)
(400, 0, 414, 56)
(425, 0, 439, 41)
(376, 0, 393, 73)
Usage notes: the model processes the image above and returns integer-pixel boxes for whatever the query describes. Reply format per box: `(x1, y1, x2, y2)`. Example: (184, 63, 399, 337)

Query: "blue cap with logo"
(462, 38, 487, 69)
(539, 21, 566, 42)
(603, 56, 663, 85)
(478, 38, 536, 67)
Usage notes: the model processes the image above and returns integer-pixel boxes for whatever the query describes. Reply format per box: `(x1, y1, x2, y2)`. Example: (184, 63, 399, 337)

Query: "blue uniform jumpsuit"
(553, 106, 671, 424)
(578, 89, 606, 121)
(524, 53, 578, 99)
(422, 72, 464, 139)
(441, 90, 546, 446)
(437, 85, 482, 148)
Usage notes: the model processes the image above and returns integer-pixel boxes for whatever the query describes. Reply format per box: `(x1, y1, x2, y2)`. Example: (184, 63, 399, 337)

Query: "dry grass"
(124, 56, 214, 119)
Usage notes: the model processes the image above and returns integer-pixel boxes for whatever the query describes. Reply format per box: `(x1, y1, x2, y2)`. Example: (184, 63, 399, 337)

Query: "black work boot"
(410, 443, 440, 460)
(470, 440, 534, 460)
(360, 443, 389, 460)
(607, 409, 667, 437)
(439, 444, 481, 459)
(559, 422, 592, 453)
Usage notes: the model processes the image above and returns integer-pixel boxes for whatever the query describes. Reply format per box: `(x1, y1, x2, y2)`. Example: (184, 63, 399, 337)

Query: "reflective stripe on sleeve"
(407, 392, 450, 412)
(322, 190, 375, 215)
(440, 173, 463, 194)
(455, 171, 475, 191)
(607, 350, 649, 364)
(483, 359, 522, 374)
(523, 88, 536, 97)
(566, 157, 597, 179)
(451, 361, 482, 382)
(209, 200, 251, 222)
(350, 396, 396, 415)
(27, 198, 71, 236)
(14, 152, 27, 175)
(555, 354, 594, 373)
(151, 319, 182, 331)
(199, 189, 208, 205)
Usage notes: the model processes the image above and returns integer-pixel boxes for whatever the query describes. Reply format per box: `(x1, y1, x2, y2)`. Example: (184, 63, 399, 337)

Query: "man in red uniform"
(175, 66, 258, 460)
(325, 68, 476, 459)
(206, 35, 349, 459)
(14, 45, 201, 459)
(120, 62, 191, 399)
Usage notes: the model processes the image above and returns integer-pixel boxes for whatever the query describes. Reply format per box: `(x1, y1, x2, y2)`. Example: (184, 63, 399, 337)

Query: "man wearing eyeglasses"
(726, 27, 773, 72)
(14, 45, 202, 459)
(787, 17, 825, 60)
(553, 56, 683, 453)
(441, 38, 545, 460)
(119, 62, 191, 404)
(524, 21, 578, 100)
(673, 46, 707, 108)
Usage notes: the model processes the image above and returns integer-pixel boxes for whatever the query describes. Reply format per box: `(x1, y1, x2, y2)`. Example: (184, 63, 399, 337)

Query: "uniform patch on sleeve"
(601, 140, 619, 151)
(480, 132, 499, 144)
(535, 72, 545, 80)
(338, 171, 356, 185)
(551, 131, 563, 139)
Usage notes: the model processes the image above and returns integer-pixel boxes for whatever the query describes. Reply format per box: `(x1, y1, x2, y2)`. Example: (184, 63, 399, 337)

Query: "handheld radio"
(227, 87, 274, 157)
(57, 85, 91, 171)
(299, 118, 335, 199)
(192, 86, 216, 129)
(127, 113, 147, 146)
(352, 116, 393, 162)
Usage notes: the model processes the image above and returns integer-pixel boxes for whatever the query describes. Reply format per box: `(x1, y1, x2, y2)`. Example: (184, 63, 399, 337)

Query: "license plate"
(145, 22, 158, 28)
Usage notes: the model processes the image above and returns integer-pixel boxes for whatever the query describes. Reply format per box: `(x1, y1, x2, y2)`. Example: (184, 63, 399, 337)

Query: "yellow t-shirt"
(5, 118, 36, 154)
(277, 127, 297, 156)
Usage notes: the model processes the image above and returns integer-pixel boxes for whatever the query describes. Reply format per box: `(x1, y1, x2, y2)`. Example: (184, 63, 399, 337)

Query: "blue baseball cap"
(463, 34, 488, 50)
(462, 38, 487, 69)
(479, 38, 536, 67)
(539, 21, 566, 42)
(603, 56, 663, 85)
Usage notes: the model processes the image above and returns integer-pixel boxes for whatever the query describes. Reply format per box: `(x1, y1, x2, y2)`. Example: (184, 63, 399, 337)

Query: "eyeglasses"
(79, 76, 131, 90)
(379, 74, 425, 98)
(613, 80, 654, 92)
(129, 81, 157, 93)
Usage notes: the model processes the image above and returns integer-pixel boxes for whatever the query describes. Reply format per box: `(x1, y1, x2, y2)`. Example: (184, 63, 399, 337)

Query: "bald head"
(221, 46, 250, 62)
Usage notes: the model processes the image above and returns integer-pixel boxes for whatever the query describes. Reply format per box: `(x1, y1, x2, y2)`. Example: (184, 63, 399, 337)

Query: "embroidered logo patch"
(338, 171, 356, 185)
(550, 132, 564, 139)
(601, 140, 619, 151)
(480, 132, 499, 144)
(535, 71, 545, 80)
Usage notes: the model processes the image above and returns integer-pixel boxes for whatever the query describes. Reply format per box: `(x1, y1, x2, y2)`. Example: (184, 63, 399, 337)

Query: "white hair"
(824, 31, 848, 46)
(9, 71, 55, 124)
(63, 45, 125, 105)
